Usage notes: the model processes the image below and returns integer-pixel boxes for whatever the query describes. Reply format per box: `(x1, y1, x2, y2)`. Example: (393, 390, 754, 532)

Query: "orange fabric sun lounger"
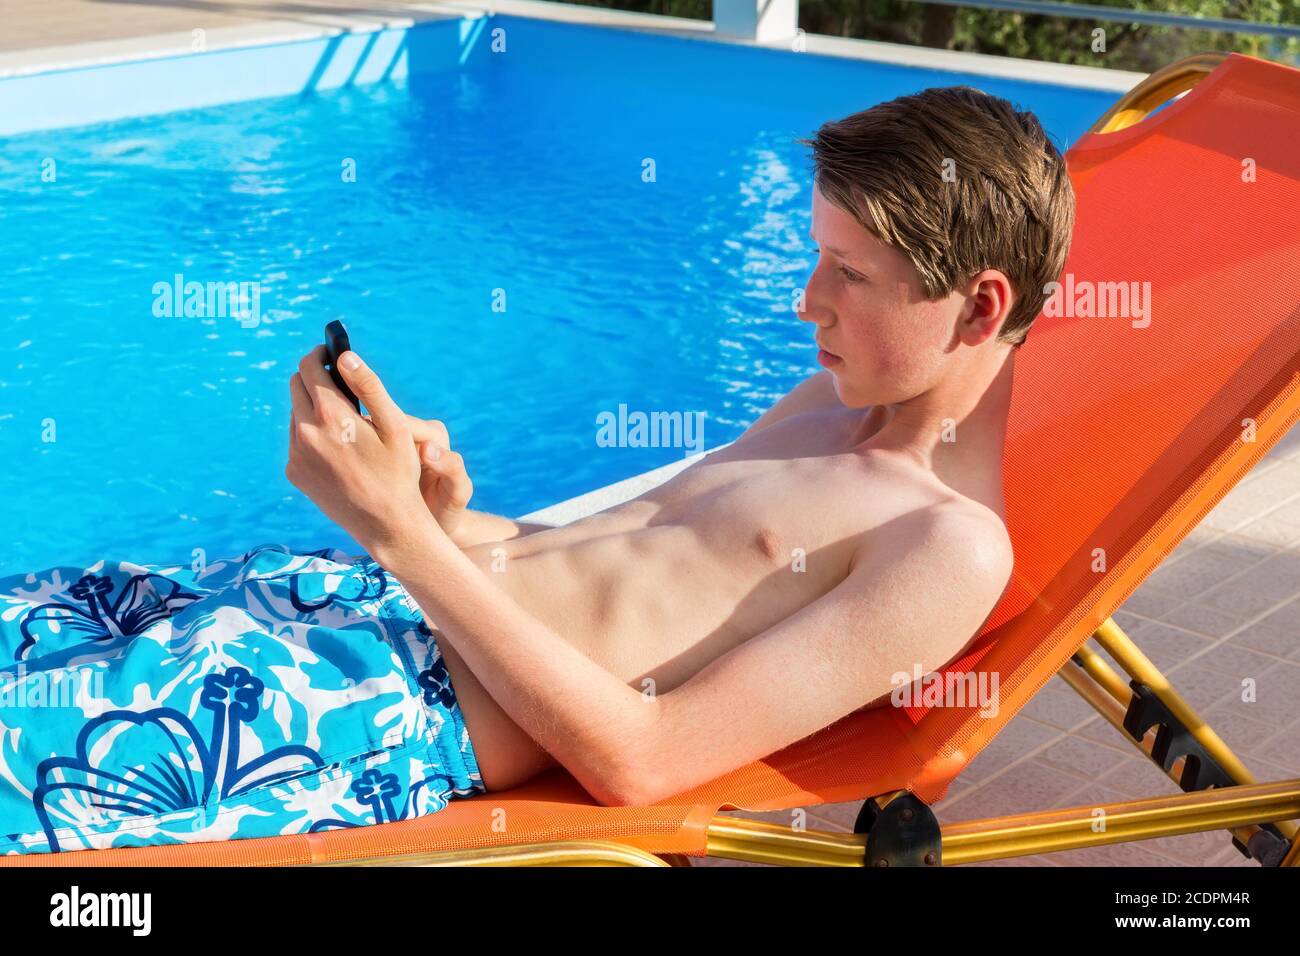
(6, 50, 1300, 867)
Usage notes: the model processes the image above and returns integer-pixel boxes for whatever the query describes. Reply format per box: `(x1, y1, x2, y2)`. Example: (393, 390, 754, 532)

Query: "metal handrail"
(912, 0, 1300, 40)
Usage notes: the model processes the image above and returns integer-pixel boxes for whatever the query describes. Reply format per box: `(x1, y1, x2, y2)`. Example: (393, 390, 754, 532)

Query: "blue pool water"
(0, 17, 1119, 572)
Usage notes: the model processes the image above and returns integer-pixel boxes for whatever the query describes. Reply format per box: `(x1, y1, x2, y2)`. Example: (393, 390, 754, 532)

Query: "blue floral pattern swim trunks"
(0, 543, 485, 855)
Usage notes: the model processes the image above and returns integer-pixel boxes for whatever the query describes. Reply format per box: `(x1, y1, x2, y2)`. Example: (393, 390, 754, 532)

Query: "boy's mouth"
(816, 343, 842, 368)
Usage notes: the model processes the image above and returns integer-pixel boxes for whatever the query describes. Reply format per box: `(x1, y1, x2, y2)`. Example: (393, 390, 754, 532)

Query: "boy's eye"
(838, 265, 865, 283)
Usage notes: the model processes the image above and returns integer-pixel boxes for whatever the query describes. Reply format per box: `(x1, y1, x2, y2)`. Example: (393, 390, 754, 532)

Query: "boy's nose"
(794, 290, 832, 326)
(793, 287, 815, 321)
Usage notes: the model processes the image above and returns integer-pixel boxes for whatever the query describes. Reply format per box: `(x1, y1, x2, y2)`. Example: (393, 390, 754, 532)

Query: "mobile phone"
(324, 320, 363, 414)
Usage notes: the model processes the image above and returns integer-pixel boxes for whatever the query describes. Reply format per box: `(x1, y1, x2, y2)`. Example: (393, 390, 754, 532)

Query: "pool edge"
(0, 0, 1145, 137)
(519, 444, 731, 526)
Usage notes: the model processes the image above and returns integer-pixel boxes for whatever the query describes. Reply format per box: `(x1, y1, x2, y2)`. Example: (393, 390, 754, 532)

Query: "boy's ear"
(960, 270, 1015, 345)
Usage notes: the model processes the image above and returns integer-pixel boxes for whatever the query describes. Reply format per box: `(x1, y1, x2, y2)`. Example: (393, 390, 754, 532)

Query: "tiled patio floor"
(702, 424, 1300, 867)
(0, 0, 446, 54)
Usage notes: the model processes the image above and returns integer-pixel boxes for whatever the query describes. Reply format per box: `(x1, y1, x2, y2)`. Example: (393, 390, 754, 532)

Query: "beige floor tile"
(1159, 603, 1245, 638)
(1251, 721, 1300, 774)
(1266, 427, 1300, 461)
(1143, 826, 1239, 865)
(1035, 732, 1133, 780)
(1201, 701, 1285, 756)
(1235, 662, 1300, 726)
(1235, 516, 1300, 548)
(1119, 620, 1216, 671)
(1152, 663, 1241, 712)
(937, 759, 1091, 821)
(1265, 497, 1300, 524)
(1036, 838, 1184, 867)
(1193, 583, 1286, 619)
(1238, 552, 1300, 601)
(1094, 757, 1181, 797)
(1145, 563, 1239, 599)
(1208, 844, 1261, 867)
(1190, 641, 1282, 680)
(1018, 681, 1101, 730)
(1073, 716, 1138, 749)
(960, 715, 1061, 782)
(1119, 587, 1185, 619)
(1050, 782, 1131, 812)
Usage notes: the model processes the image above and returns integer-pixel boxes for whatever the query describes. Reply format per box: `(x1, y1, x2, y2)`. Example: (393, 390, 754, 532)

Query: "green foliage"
(563, 0, 711, 18)
(565, 0, 1300, 69)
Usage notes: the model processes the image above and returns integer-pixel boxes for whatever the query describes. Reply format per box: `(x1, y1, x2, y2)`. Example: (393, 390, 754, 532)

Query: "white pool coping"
(519, 443, 732, 525)
(0, 0, 1145, 91)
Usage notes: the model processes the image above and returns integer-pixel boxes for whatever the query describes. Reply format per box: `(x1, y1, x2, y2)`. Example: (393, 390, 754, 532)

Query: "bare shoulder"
(740, 370, 838, 439)
(925, 500, 1015, 593)
(848, 489, 1014, 627)
(862, 450, 1011, 568)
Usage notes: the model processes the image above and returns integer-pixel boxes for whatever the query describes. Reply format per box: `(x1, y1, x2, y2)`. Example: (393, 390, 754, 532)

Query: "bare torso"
(437, 388, 1010, 791)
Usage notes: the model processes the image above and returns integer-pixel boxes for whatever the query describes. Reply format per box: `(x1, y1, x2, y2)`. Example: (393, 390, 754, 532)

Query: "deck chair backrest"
(896, 51, 1300, 797)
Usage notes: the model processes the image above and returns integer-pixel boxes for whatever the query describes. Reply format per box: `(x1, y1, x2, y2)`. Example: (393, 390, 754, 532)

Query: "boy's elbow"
(596, 772, 671, 808)
(590, 701, 676, 807)
(593, 754, 675, 807)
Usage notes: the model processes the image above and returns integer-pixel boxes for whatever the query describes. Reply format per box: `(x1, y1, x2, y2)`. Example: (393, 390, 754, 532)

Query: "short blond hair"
(799, 86, 1075, 347)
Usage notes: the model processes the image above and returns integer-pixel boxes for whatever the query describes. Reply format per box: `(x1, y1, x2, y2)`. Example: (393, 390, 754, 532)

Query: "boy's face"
(800, 182, 963, 408)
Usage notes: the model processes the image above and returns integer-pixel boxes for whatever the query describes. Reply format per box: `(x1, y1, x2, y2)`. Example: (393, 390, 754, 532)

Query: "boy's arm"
(447, 510, 553, 549)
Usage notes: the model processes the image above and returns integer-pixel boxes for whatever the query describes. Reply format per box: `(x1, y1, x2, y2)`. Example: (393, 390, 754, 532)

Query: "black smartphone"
(324, 320, 363, 414)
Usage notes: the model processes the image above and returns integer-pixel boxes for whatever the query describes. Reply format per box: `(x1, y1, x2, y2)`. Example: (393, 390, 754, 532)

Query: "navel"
(755, 528, 782, 561)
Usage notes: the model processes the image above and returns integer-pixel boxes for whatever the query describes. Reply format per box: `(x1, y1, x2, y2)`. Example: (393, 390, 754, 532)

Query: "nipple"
(755, 528, 782, 561)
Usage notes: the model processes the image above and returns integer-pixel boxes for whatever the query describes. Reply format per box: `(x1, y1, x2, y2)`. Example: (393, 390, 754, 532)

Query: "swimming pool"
(0, 15, 1121, 573)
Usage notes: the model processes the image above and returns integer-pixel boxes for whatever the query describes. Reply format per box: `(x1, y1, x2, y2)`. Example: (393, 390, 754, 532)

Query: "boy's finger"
(407, 416, 450, 449)
(297, 345, 336, 407)
(425, 450, 472, 507)
(289, 372, 313, 416)
(336, 351, 406, 442)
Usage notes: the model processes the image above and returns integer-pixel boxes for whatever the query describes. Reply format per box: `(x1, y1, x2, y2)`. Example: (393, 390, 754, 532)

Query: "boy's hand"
(286, 346, 441, 556)
(403, 416, 474, 540)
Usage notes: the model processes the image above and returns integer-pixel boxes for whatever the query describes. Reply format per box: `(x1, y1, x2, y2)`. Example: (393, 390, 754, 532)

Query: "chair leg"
(1058, 616, 1296, 865)
(853, 790, 942, 867)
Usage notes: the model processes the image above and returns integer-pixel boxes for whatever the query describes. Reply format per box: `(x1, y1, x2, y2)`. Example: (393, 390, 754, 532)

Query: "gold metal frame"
(312, 840, 680, 867)
(327, 51, 1300, 868)
(329, 613, 1300, 868)
(1090, 52, 1227, 134)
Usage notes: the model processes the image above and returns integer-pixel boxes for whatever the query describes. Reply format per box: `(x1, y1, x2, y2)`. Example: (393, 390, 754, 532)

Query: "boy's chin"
(829, 373, 872, 409)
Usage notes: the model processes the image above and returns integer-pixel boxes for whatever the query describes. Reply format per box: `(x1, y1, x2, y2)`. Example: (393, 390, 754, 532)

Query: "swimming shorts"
(0, 543, 485, 855)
